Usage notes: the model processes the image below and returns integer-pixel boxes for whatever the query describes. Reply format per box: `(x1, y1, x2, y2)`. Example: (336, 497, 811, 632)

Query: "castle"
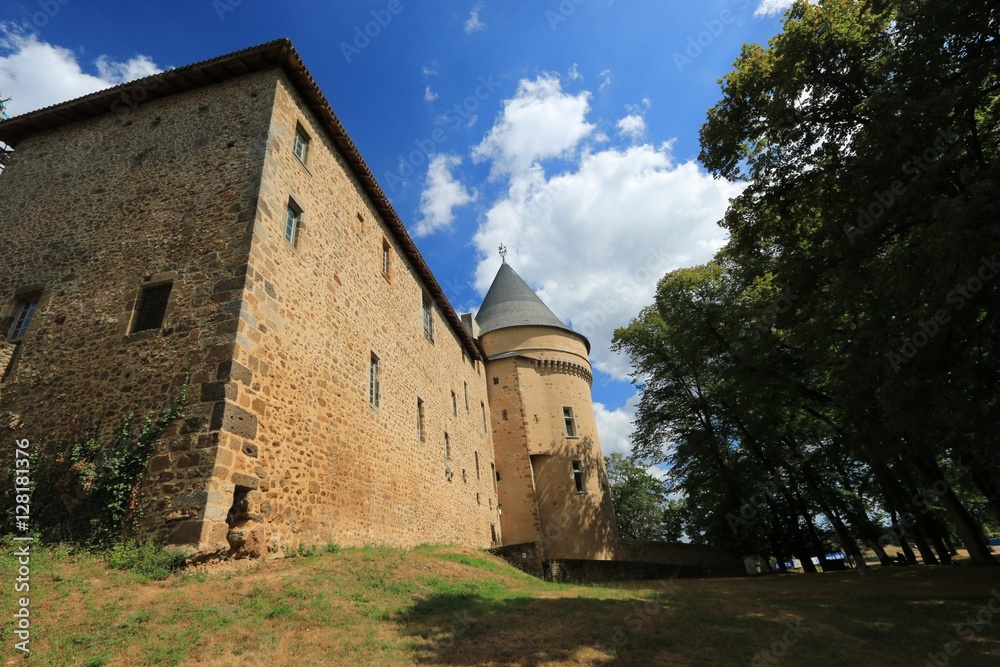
(0, 39, 620, 563)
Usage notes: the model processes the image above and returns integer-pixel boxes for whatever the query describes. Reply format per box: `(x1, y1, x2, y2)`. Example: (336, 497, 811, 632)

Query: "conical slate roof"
(476, 263, 589, 350)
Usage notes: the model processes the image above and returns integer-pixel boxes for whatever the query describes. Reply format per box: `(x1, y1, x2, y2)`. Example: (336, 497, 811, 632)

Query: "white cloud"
(568, 63, 582, 81)
(594, 398, 638, 457)
(471, 75, 742, 379)
(424, 86, 439, 102)
(416, 154, 477, 236)
(754, 0, 816, 18)
(598, 69, 611, 92)
(616, 114, 646, 140)
(0, 28, 162, 116)
(464, 3, 486, 33)
(422, 65, 438, 76)
(472, 74, 595, 178)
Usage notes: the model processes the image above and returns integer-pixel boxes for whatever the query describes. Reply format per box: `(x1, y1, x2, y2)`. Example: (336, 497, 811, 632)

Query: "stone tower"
(477, 260, 618, 560)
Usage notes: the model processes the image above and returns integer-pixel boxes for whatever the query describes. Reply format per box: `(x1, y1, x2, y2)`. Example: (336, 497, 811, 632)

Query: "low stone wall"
(615, 540, 745, 576)
(490, 542, 544, 576)
(490, 539, 745, 582)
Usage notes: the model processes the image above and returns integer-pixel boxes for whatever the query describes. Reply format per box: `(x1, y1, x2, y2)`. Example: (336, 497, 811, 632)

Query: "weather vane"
(498, 243, 507, 262)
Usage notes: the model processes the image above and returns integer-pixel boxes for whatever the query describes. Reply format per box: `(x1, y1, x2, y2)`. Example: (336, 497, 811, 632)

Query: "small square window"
(285, 201, 302, 246)
(563, 406, 578, 438)
(131, 283, 172, 334)
(7, 298, 38, 342)
(369, 353, 381, 409)
(293, 126, 310, 163)
(492, 377, 499, 385)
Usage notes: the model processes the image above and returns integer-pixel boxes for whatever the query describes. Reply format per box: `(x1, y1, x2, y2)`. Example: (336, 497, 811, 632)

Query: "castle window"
(293, 125, 310, 164)
(369, 353, 381, 409)
(481, 402, 487, 433)
(6, 298, 38, 342)
(502, 409, 508, 421)
(464, 382, 469, 411)
(451, 390, 458, 415)
(381, 239, 391, 278)
(563, 407, 578, 438)
(492, 377, 499, 385)
(475, 451, 480, 480)
(572, 460, 585, 493)
(284, 200, 302, 246)
(417, 398, 426, 442)
(444, 432, 451, 459)
(492, 463, 498, 491)
(422, 293, 434, 342)
(130, 282, 172, 334)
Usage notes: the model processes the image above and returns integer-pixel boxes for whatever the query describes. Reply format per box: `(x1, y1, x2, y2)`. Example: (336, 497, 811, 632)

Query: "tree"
(605, 453, 675, 540)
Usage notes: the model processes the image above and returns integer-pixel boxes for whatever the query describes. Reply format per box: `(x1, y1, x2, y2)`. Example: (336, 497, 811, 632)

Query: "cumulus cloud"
(416, 154, 477, 236)
(754, 0, 816, 18)
(616, 114, 646, 140)
(464, 3, 486, 33)
(472, 74, 595, 178)
(424, 86, 439, 102)
(0, 28, 161, 116)
(470, 75, 742, 380)
(594, 398, 638, 456)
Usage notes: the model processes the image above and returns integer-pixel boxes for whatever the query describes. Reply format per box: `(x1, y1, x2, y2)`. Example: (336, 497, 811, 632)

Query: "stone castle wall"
(196, 73, 501, 556)
(0, 70, 275, 544)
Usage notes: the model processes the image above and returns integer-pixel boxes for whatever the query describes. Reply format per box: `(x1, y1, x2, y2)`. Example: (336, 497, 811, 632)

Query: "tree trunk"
(909, 455, 998, 567)
(877, 464, 939, 565)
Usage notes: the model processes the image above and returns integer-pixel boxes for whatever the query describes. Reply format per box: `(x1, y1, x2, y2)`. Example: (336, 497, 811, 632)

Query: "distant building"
(0, 40, 629, 565)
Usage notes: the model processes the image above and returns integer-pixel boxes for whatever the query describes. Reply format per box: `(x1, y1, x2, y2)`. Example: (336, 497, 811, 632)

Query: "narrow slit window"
(491, 463, 498, 491)
(285, 200, 302, 246)
(572, 460, 584, 493)
(381, 239, 391, 277)
(464, 381, 469, 411)
(369, 353, 381, 409)
(444, 432, 451, 459)
(481, 402, 487, 433)
(422, 292, 434, 342)
(417, 398, 426, 442)
(475, 451, 480, 480)
(563, 406, 577, 438)
(131, 283, 172, 334)
(7, 298, 38, 342)
(451, 390, 458, 415)
(502, 409, 508, 421)
(293, 126, 310, 163)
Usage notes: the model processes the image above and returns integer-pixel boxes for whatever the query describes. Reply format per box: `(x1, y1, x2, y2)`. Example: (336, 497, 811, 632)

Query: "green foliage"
(106, 539, 186, 580)
(617, 0, 1000, 567)
(2, 382, 188, 546)
(605, 453, 677, 541)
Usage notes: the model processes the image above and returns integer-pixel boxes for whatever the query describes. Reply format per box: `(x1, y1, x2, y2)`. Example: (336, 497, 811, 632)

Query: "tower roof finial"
(498, 243, 508, 263)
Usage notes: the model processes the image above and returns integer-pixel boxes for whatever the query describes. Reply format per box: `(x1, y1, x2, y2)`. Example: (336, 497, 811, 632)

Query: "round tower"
(477, 261, 618, 560)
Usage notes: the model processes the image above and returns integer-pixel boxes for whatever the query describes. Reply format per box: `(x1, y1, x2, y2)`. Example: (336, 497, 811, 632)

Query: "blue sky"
(0, 0, 798, 458)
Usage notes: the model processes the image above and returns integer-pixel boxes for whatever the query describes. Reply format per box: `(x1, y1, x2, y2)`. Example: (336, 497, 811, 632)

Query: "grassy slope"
(2, 541, 1000, 666)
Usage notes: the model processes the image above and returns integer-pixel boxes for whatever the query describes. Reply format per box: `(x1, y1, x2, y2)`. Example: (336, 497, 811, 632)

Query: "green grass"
(1, 537, 999, 665)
